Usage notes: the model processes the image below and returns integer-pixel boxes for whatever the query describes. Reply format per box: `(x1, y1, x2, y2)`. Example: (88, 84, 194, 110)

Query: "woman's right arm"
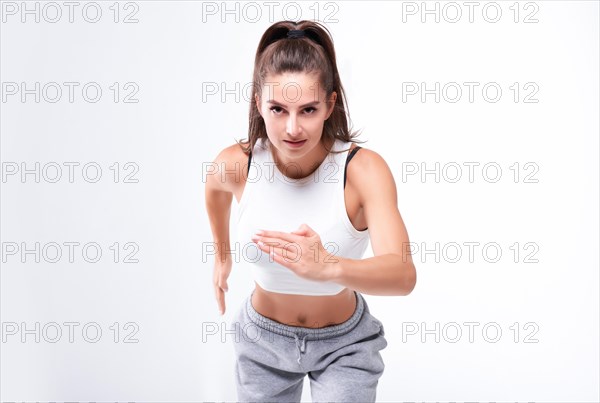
(205, 148, 233, 265)
(205, 147, 236, 315)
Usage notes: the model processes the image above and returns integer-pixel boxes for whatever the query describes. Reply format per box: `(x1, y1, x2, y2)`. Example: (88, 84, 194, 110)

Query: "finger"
(256, 230, 302, 244)
(218, 275, 229, 292)
(217, 288, 225, 315)
(256, 240, 286, 257)
(215, 285, 225, 315)
(256, 237, 284, 249)
(257, 241, 300, 267)
(298, 223, 316, 236)
(220, 293, 226, 315)
(256, 236, 303, 255)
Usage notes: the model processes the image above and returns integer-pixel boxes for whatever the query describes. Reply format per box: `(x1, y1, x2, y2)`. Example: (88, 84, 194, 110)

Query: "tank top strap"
(344, 145, 362, 189)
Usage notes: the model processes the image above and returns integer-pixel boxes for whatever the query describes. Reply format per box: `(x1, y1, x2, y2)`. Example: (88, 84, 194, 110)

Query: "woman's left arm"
(330, 148, 417, 296)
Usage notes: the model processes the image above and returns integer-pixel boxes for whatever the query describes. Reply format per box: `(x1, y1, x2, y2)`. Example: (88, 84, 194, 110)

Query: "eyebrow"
(266, 100, 321, 108)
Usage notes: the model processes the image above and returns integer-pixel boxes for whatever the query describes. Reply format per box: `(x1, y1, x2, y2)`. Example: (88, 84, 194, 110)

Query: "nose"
(286, 113, 302, 137)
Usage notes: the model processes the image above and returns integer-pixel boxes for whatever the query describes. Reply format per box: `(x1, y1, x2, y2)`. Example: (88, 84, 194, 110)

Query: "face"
(255, 71, 337, 161)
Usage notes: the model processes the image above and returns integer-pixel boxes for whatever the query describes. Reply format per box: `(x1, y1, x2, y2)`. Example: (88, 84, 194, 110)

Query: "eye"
(304, 107, 317, 114)
(269, 106, 284, 115)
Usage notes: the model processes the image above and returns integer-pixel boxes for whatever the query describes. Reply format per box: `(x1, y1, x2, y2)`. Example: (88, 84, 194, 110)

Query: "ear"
(325, 91, 337, 120)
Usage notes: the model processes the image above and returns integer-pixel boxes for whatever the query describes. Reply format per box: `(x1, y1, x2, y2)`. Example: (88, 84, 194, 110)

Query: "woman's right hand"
(213, 258, 232, 315)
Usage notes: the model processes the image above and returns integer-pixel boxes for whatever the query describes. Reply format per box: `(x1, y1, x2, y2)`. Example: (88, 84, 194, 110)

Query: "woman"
(205, 20, 417, 402)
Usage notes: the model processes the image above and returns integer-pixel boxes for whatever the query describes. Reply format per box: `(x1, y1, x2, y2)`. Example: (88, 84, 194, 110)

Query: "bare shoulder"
(207, 141, 250, 193)
(221, 141, 250, 164)
(346, 143, 397, 204)
(347, 143, 393, 178)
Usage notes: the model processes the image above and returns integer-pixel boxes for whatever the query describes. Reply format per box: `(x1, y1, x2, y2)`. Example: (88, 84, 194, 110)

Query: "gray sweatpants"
(231, 290, 388, 402)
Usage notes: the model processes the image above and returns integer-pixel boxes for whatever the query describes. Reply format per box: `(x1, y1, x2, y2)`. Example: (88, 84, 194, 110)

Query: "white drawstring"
(293, 333, 308, 364)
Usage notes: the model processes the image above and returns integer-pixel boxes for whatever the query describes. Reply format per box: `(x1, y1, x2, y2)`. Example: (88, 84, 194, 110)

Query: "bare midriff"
(251, 283, 357, 328)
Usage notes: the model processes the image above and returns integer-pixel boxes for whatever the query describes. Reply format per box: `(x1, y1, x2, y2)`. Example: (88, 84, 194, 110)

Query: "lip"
(283, 140, 307, 148)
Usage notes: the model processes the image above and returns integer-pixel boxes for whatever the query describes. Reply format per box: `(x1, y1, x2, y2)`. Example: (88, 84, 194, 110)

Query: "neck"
(271, 137, 335, 180)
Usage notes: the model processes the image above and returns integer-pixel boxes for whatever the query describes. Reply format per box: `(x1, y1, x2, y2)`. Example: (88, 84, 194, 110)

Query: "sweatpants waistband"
(245, 290, 365, 341)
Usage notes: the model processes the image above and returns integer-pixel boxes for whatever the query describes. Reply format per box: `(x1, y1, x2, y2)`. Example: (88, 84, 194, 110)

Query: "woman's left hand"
(251, 223, 340, 282)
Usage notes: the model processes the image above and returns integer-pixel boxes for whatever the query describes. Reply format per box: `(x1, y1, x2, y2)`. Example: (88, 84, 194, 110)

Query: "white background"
(1, 1, 598, 402)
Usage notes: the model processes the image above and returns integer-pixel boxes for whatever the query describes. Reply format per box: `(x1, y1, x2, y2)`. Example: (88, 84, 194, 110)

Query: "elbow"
(398, 262, 417, 296)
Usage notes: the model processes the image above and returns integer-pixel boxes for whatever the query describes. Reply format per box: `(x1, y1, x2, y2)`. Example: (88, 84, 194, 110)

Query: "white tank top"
(235, 137, 370, 296)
